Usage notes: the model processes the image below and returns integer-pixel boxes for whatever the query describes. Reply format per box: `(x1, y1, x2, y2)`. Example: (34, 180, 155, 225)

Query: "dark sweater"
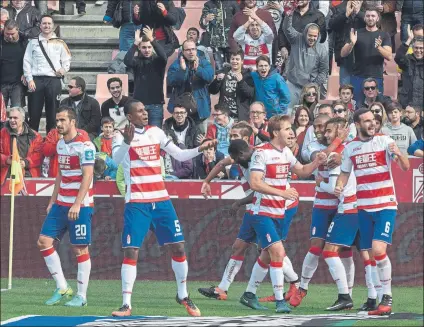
(124, 41, 167, 105)
(0, 36, 26, 85)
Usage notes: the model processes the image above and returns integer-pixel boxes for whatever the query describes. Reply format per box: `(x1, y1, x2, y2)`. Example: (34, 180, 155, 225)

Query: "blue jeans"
(351, 75, 384, 105)
(339, 64, 352, 87)
(145, 104, 164, 128)
(119, 23, 142, 51)
(400, 15, 424, 44)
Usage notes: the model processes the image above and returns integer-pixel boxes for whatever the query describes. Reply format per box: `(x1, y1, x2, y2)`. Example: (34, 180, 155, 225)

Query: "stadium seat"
(383, 75, 398, 100)
(326, 75, 340, 101)
(331, 57, 339, 76)
(95, 74, 129, 107)
(385, 59, 398, 76)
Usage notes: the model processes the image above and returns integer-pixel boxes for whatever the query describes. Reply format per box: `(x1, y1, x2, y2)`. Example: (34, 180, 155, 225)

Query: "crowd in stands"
(0, 0, 423, 186)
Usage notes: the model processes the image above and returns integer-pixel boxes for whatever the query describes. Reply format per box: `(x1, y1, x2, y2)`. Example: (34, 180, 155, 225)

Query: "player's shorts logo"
(126, 235, 131, 245)
(312, 227, 316, 235)
(266, 233, 271, 242)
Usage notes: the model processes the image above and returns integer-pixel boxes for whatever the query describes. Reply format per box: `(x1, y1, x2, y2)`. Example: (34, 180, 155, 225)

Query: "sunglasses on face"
(364, 86, 376, 91)
(333, 109, 346, 114)
(306, 92, 317, 97)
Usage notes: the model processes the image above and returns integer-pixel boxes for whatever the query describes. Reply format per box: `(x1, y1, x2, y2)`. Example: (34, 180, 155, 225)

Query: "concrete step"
(70, 60, 110, 70)
(63, 38, 119, 48)
(53, 15, 106, 25)
(71, 48, 115, 61)
(64, 71, 99, 84)
(60, 25, 119, 38)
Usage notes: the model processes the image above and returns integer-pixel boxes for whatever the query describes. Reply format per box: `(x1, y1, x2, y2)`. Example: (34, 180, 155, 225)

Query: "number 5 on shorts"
(174, 220, 181, 232)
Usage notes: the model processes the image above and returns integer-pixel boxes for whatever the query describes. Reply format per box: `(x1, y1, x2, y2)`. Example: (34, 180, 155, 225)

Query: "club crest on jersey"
(85, 149, 94, 161)
(253, 154, 261, 164)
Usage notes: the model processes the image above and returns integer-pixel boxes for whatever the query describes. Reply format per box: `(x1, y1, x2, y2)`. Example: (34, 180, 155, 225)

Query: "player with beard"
(199, 122, 300, 307)
(111, 100, 217, 317)
(341, 7, 392, 104)
(336, 108, 410, 316)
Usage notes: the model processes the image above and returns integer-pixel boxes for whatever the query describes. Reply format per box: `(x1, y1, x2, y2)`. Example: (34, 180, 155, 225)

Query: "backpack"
(172, 7, 186, 31)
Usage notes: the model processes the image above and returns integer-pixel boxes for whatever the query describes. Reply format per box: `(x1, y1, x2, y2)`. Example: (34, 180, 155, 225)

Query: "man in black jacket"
(124, 26, 167, 128)
(329, 0, 365, 86)
(209, 49, 255, 122)
(60, 76, 101, 140)
(6, 0, 41, 39)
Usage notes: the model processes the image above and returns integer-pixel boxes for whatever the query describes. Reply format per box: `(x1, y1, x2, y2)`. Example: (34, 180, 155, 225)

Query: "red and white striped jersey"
(248, 143, 298, 219)
(56, 133, 95, 207)
(112, 126, 200, 203)
(328, 158, 357, 214)
(341, 134, 397, 212)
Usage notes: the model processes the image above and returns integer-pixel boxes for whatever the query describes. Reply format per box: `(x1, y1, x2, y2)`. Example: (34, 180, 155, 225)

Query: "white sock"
(323, 251, 349, 295)
(246, 258, 269, 294)
(283, 256, 298, 283)
(300, 247, 321, 290)
(172, 256, 189, 300)
(364, 260, 377, 300)
(76, 253, 91, 300)
(122, 258, 137, 309)
(371, 260, 383, 302)
(270, 261, 284, 301)
(340, 251, 355, 297)
(218, 256, 244, 292)
(41, 247, 67, 291)
(375, 255, 392, 297)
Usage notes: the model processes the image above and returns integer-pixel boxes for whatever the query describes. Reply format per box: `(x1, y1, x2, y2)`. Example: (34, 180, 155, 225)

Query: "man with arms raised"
(37, 107, 95, 307)
(336, 108, 410, 315)
(111, 100, 216, 317)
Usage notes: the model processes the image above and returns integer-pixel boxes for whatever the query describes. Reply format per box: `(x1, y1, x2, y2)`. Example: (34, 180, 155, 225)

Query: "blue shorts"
(236, 212, 280, 249)
(310, 207, 338, 240)
(358, 209, 397, 250)
(326, 213, 359, 247)
(122, 200, 184, 248)
(273, 205, 298, 241)
(40, 204, 93, 245)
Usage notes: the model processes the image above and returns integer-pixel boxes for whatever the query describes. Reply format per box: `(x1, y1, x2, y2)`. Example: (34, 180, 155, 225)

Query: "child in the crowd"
(94, 153, 118, 181)
(93, 117, 115, 156)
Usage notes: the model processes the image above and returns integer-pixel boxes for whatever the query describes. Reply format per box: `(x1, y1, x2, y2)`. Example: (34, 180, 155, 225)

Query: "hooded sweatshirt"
(282, 14, 328, 89)
(381, 123, 417, 155)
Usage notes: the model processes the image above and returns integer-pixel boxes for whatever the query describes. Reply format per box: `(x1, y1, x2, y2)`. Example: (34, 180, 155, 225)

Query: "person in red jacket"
(248, 101, 270, 145)
(43, 127, 89, 178)
(0, 107, 43, 184)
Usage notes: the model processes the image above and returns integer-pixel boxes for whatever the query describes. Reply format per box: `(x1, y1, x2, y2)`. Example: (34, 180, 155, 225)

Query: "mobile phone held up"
(283, 0, 298, 16)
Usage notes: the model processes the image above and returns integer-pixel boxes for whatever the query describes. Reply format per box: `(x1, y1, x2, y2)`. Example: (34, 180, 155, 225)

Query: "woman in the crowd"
(292, 83, 321, 120)
(369, 101, 389, 125)
(332, 99, 357, 142)
(293, 106, 313, 137)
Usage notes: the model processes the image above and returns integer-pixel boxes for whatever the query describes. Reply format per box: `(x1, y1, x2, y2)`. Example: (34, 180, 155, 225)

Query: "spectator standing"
(60, 76, 101, 140)
(364, 1, 397, 51)
(248, 101, 269, 145)
(199, 0, 239, 70)
(292, 83, 321, 119)
(381, 101, 417, 154)
(23, 15, 71, 133)
(233, 10, 274, 70)
(59, 0, 86, 15)
(329, 0, 365, 86)
(341, 7, 392, 104)
(167, 40, 214, 134)
(283, 12, 328, 111)
(124, 26, 167, 128)
(407, 131, 423, 157)
(42, 127, 89, 178)
(251, 55, 290, 118)
(228, 0, 276, 53)
(162, 100, 202, 150)
(103, 0, 141, 52)
(100, 77, 130, 129)
(206, 104, 235, 156)
(193, 138, 226, 179)
(209, 50, 255, 121)
(133, 0, 179, 57)
(34, 0, 48, 15)
(360, 77, 391, 109)
(398, 0, 423, 44)
(6, 0, 41, 39)
(395, 32, 423, 109)
(0, 19, 27, 108)
(338, 84, 357, 114)
(93, 117, 115, 156)
(185, 27, 210, 62)
(402, 105, 423, 140)
(0, 106, 43, 184)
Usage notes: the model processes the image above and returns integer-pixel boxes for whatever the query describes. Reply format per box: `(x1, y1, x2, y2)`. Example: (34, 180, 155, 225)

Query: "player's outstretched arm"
(46, 169, 61, 214)
(201, 156, 234, 199)
(165, 139, 218, 162)
(292, 152, 327, 178)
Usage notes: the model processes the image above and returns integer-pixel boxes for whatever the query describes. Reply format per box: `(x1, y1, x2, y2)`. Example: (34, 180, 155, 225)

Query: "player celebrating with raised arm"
(335, 108, 410, 316)
(37, 107, 96, 307)
(111, 100, 217, 317)
(242, 115, 327, 313)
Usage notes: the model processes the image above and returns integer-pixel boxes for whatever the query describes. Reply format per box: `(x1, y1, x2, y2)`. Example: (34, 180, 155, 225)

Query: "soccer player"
(111, 100, 217, 317)
(37, 106, 95, 307)
(335, 108, 410, 316)
(290, 114, 350, 307)
(241, 115, 327, 313)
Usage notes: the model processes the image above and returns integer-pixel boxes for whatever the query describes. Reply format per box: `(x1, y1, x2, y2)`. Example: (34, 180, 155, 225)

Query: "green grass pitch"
(1, 278, 423, 326)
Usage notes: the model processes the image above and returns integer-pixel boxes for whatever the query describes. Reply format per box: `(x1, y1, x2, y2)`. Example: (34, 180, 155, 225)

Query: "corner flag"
(9, 137, 25, 195)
